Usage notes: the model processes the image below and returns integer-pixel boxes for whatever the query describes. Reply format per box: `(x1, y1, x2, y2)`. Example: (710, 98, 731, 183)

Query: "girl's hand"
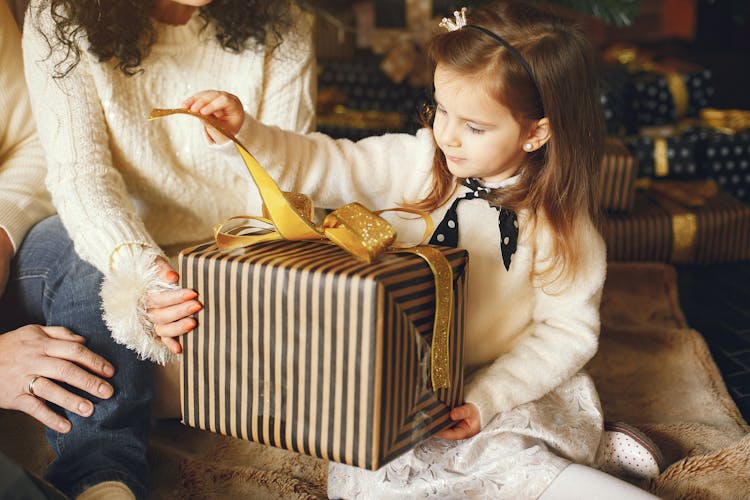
(435, 403, 481, 440)
(145, 256, 202, 355)
(183, 90, 245, 144)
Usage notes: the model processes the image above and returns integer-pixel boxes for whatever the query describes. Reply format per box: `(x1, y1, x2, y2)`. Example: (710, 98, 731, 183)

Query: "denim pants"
(0, 216, 153, 499)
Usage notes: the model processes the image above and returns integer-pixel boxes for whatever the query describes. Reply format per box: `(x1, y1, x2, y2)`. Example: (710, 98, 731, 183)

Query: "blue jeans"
(0, 216, 153, 499)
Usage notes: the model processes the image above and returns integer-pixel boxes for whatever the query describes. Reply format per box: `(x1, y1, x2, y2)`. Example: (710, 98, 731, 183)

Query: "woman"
(21, 0, 316, 497)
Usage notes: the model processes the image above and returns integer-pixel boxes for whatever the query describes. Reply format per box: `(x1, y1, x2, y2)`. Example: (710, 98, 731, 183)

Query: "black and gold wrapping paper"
(626, 132, 701, 179)
(604, 187, 750, 264)
(698, 128, 750, 203)
(178, 240, 467, 470)
(623, 67, 714, 133)
(599, 140, 637, 213)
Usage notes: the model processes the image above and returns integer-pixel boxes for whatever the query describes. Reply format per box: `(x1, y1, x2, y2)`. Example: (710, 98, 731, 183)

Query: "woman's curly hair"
(38, 0, 295, 77)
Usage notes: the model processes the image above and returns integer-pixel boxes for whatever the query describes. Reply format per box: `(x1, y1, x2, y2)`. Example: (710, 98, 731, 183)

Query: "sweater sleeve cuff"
(464, 383, 506, 430)
(0, 200, 54, 254)
(100, 245, 177, 365)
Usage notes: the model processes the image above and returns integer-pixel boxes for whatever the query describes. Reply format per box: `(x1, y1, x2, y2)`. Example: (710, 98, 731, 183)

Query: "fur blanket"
(1, 262, 748, 499)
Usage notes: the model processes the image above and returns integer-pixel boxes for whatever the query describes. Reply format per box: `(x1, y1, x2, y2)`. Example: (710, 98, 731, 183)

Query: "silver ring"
(27, 375, 43, 396)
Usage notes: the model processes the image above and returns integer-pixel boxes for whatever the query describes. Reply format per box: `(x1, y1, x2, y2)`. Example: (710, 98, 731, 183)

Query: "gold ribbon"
(653, 137, 669, 177)
(671, 213, 698, 263)
(699, 108, 750, 133)
(149, 108, 453, 389)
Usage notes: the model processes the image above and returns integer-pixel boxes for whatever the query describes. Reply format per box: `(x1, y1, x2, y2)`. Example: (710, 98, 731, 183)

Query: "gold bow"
(149, 108, 453, 390)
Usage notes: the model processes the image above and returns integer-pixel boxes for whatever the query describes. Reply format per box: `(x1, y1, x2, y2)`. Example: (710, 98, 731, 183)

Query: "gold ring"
(27, 375, 42, 396)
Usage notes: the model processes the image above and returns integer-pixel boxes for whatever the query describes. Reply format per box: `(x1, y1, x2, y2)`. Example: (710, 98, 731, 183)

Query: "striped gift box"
(604, 189, 750, 263)
(599, 139, 637, 213)
(178, 240, 467, 470)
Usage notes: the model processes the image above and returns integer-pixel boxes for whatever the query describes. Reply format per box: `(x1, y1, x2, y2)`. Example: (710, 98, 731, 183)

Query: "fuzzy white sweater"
(0, 1, 53, 252)
(219, 116, 607, 428)
(22, 2, 316, 363)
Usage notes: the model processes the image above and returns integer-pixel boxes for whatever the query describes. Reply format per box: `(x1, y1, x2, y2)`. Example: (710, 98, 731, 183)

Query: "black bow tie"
(428, 177, 518, 271)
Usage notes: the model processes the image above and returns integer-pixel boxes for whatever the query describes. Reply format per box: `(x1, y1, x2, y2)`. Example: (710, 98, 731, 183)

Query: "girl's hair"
(411, 1, 604, 282)
(38, 0, 294, 77)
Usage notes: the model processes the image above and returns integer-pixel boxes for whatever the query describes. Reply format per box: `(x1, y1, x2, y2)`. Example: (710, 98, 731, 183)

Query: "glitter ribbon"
(149, 108, 453, 390)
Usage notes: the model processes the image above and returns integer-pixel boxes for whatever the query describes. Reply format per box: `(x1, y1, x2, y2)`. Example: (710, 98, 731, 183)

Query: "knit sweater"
(22, 2, 316, 363)
(219, 116, 607, 428)
(0, 1, 53, 253)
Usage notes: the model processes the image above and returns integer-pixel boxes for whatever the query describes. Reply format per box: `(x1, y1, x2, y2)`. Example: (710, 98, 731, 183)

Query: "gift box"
(600, 139, 637, 213)
(697, 128, 750, 203)
(604, 181, 750, 264)
(623, 66, 714, 132)
(625, 128, 701, 179)
(178, 240, 467, 470)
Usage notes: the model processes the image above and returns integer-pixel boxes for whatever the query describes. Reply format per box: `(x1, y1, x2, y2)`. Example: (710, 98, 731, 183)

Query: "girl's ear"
(523, 117, 551, 151)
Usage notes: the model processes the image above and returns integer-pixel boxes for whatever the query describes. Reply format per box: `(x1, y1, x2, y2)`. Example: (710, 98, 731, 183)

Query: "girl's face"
(432, 64, 528, 184)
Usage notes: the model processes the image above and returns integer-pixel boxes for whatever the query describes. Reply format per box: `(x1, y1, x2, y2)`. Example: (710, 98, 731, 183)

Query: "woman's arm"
(22, 5, 198, 364)
(22, 5, 159, 273)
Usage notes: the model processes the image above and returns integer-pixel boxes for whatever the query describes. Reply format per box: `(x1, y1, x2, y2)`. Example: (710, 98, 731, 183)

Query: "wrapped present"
(151, 108, 466, 470)
(604, 180, 750, 264)
(317, 55, 429, 139)
(693, 109, 750, 203)
(600, 139, 637, 213)
(625, 127, 701, 179)
(623, 66, 713, 131)
(603, 46, 714, 132)
(179, 240, 467, 470)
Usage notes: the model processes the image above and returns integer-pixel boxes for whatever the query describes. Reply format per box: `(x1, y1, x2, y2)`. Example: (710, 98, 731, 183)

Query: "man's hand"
(0, 325, 115, 433)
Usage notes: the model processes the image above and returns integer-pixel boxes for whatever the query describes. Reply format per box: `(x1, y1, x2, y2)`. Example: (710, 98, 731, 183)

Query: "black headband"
(465, 24, 545, 116)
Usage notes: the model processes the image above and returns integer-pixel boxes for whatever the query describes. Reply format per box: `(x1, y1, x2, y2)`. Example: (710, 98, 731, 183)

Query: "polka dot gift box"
(697, 129, 750, 203)
(626, 130, 702, 179)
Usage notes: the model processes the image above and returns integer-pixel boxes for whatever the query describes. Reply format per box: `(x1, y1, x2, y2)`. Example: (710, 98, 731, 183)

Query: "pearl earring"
(524, 143, 533, 151)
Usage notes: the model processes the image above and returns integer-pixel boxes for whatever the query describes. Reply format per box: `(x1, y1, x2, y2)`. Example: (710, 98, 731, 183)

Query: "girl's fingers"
(145, 288, 198, 309)
(154, 317, 197, 339)
(147, 299, 202, 326)
(186, 91, 221, 113)
(435, 421, 470, 440)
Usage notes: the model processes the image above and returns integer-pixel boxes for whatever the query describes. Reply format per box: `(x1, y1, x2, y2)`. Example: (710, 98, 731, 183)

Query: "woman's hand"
(0, 325, 115, 433)
(183, 90, 246, 144)
(145, 256, 202, 355)
(435, 403, 481, 440)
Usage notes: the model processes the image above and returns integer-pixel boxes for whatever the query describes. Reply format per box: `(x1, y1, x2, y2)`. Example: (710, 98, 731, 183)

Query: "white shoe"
(597, 421, 665, 480)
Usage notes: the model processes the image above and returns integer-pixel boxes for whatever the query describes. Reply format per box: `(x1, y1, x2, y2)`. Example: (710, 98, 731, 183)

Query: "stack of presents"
(316, 2, 750, 266)
(169, 1, 750, 473)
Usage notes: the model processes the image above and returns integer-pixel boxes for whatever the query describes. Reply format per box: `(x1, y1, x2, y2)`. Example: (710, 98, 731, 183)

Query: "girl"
(22, 0, 315, 497)
(185, 2, 660, 498)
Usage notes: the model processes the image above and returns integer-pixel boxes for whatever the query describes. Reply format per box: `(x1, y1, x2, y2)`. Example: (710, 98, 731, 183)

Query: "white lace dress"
(327, 372, 603, 499)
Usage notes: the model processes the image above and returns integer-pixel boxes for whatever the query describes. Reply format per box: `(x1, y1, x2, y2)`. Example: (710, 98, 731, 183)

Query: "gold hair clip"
(439, 7, 468, 32)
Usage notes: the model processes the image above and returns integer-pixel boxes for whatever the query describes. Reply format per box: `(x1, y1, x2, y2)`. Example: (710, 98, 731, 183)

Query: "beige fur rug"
(2, 262, 748, 499)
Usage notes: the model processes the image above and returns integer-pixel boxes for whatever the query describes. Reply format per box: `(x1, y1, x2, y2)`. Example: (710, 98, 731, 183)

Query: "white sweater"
(23, 2, 316, 363)
(0, 1, 53, 252)
(221, 116, 607, 428)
